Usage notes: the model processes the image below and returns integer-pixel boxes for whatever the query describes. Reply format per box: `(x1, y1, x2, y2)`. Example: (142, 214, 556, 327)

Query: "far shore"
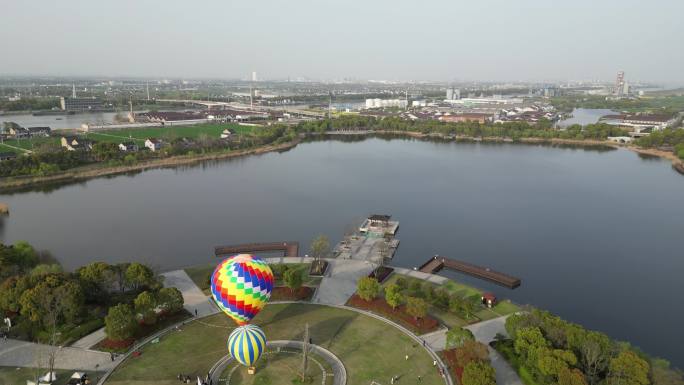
(2, 130, 683, 192)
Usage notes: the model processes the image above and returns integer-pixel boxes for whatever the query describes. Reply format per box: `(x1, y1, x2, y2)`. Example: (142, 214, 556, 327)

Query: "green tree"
(559, 368, 589, 385)
(446, 327, 475, 349)
(462, 361, 496, 385)
(607, 350, 649, 385)
(309, 235, 330, 273)
(455, 340, 490, 367)
(406, 296, 428, 320)
(650, 358, 684, 385)
(0, 275, 31, 313)
(125, 263, 157, 291)
(384, 283, 404, 310)
(77, 262, 115, 301)
(514, 327, 550, 371)
(357, 277, 380, 302)
(19, 275, 84, 327)
(157, 287, 184, 314)
(105, 304, 138, 341)
(134, 291, 157, 325)
(283, 268, 303, 294)
(30, 264, 62, 276)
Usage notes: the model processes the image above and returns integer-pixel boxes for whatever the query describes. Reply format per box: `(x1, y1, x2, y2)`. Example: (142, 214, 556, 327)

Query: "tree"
(30, 264, 62, 276)
(0, 275, 31, 313)
(559, 368, 589, 385)
(446, 327, 475, 349)
(309, 235, 330, 272)
(576, 331, 612, 384)
(357, 277, 380, 302)
(105, 304, 138, 341)
(112, 263, 130, 293)
(283, 268, 303, 294)
(462, 361, 496, 385)
(650, 358, 684, 385)
(514, 327, 550, 371)
(406, 296, 428, 320)
(134, 291, 157, 325)
(607, 350, 649, 385)
(461, 296, 478, 319)
(157, 287, 184, 314)
(537, 349, 578, 380)
(77, 262, 115, 302)
(384, 283, 404, 310)
(125, 263, 157, 291)
(455, 340, 490, 367)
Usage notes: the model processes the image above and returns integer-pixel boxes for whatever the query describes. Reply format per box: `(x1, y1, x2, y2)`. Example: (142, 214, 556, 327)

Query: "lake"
(1, 137, 683, 367)
(557, 108, 617, 127)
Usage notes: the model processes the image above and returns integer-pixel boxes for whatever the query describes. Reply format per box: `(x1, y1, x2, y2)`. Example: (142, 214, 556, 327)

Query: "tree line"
(500, 309, 683, 385)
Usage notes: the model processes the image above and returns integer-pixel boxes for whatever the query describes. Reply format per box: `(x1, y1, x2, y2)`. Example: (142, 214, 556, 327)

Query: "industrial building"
(60, 97, 104, 112)
(365, 99, 408, 109)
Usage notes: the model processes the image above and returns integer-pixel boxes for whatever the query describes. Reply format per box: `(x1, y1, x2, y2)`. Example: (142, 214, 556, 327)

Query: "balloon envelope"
(228, 324, 267, 367)
(211, 254, 274, 325)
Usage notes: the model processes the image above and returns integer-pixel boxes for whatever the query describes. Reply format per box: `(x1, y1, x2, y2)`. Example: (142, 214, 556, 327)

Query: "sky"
(2, 0, 683, 84)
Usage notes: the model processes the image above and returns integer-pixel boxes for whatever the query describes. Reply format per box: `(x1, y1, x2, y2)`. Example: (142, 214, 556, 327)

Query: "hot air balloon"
(210, 254, 274, 325)
(228, 324, 267, 368)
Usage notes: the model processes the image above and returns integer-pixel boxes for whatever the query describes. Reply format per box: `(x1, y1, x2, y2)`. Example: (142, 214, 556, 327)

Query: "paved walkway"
(312, 259, 374, 305)
(161, 269, 220, 317)
(71, 327, 106, 349)
(465, 315, 522, 385)
(0, 338, 118, 371)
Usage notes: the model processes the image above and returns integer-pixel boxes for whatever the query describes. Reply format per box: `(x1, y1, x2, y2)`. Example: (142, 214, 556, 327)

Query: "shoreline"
(0, 139, 300, 192)
(2, 130, 683, 191)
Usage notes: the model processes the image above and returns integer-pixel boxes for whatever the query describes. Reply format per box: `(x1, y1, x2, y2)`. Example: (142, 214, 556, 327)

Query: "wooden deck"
(418, 256, 521, 289)
(214, 241, 299, 258)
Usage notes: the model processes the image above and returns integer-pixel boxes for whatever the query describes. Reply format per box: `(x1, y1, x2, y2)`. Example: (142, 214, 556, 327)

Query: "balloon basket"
(248, 366, 256, 375)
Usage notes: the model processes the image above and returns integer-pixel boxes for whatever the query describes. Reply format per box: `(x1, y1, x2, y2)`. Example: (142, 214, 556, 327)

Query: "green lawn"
(87, 123, 253, 144)
(0, 367, 105, 385)
(382, 273, 520, 328)
(2, 137, 60, 151)
(106, 303, 443, 385)
(220, 349, 334, 385)
(0, 143, 26, 154)
(185, 262, 321, 296)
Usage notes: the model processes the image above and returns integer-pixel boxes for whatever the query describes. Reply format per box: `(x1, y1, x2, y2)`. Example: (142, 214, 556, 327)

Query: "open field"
(220, 349, 333, 385)
(86, 123, 253, 144)
(106, 303, 443, 385)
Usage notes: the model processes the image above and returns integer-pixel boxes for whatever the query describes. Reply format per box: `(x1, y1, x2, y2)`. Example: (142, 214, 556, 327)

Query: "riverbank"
(3, 130, 683, 192)
(0, 139, 300, 192)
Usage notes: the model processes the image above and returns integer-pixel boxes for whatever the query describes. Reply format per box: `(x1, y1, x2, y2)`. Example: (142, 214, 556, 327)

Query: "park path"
(161, 269, 220, 317)
(312, 259, 374, 305)
(0, 338, 118, 371)
(71, 327, 106, 349)
(465, 315, 522, 385)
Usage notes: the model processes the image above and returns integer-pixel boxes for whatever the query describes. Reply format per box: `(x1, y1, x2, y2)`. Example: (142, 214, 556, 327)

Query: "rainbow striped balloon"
(211, 254, 274, 325)
(228, 324, 267, 367)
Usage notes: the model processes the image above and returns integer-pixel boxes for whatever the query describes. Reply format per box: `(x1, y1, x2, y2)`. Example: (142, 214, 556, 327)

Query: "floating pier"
(215, 241, 299, 258)
(418, 256, 521, 289)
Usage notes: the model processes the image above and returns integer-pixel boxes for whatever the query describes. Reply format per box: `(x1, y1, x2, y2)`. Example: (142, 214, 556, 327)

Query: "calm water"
(557, 108, 617, 127)
(1, 138, 683, 367)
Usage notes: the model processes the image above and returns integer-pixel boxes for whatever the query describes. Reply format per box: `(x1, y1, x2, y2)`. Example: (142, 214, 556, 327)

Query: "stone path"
(161, 269, 220, 317)
(465, 315, 522, 385)
(71, 327, 106, 349)
(0, 338, 118, 371)
(312, 259, 374, 305)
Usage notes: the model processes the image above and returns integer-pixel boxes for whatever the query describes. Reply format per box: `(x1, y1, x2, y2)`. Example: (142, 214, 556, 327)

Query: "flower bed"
(346, 294, 440, 334)
(270, 286, 314, 301)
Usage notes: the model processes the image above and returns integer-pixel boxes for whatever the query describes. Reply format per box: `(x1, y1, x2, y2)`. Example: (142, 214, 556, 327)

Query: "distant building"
(60, 97, 104, 112)
(26, 127, 51, 137)
(0, 152, 17, 161)
(8, 127, 30, 138)
(60, 136, 95, 151)
(251, 71, 257, 82)
(412, 100, 427, 107)
(365, 99, 408, 109)
(445, 87, 460, 101)
(145, 138, 163, 152)
(118, 142, 139, 152)
(220, 128, 235, 139)
(439, 113, 492, 124)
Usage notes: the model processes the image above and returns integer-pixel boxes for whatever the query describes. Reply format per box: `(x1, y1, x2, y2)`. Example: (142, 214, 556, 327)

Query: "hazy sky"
(2, 0, 683, 83)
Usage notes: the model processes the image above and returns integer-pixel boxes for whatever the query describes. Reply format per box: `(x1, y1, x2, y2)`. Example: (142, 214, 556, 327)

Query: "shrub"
(357, 277, 380, 302)
(395, 277, 408, 289)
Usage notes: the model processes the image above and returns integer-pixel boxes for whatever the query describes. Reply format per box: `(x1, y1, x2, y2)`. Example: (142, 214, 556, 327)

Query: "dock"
(215, 241, 299, 258)
(418, 256, 521, 289)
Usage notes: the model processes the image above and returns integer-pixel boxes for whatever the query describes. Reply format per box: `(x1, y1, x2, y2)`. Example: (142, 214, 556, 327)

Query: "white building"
(119, 142, 139, 152)
(365, 99, 408, 109)
(145, 138, 163, 152)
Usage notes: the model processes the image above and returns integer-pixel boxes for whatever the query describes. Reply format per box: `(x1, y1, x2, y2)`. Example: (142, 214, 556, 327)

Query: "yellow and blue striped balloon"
(228, 324, 266, 367)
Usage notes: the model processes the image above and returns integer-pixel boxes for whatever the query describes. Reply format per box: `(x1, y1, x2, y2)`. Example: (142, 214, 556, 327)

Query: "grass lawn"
(184, 262, 320, 296)
(220, 349, 334, 385)
(2, 137, 60, 151)
(86, 123, 253, 144)
(381, 274, 520, 328)
(0, 143, 26, 154)
(0, 367, 104, 385)
(106, 303, 443, 385)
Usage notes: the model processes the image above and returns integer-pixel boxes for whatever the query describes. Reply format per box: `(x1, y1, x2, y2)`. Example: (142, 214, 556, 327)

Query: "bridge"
(214, 241, 300, 258)
(418, 256, 521, 289)
(157, 99, 326, 118)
